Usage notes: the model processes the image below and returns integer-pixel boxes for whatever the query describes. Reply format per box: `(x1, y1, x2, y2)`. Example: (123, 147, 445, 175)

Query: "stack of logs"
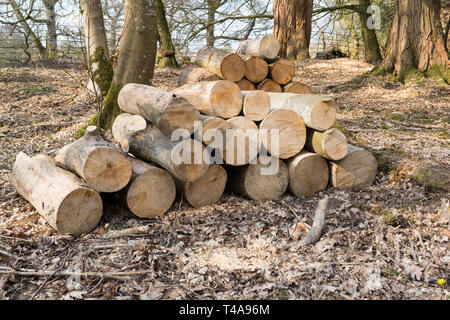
(10, 36, 378, 236)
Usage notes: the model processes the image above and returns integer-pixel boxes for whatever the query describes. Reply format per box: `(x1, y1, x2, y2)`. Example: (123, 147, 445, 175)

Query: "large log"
(118, 83, 201, 137)
(112, 114, 209, 182)
(225, 116, 260, 166)
(235, 79, 256, 91)
(329, 145, 377, 190)
(286, 151, 329, 197)
(284, 82, 312, 94)
(241, 90, 270, 122)
(55, 126, 132, 193)
(237, 35, 281, 60)
(178, 66, 221, 86)
(269, 59, 295, 85)
(259, 109, 306, 159)
(196, 46, 245, 81)
(306, 128, 348, 161)
(175, 164, 227, 208)
(120, 157, 176, 218)
(243, 56, 269, 83)
(172, 80, 242, 119)
(266, 93, 336, 131)
(10, 153, 103, 235)
(257, 79, 282, 93)
(227, 155, 289, 201)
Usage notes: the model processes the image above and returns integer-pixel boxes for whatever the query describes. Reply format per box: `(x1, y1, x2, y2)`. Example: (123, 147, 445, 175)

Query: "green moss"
(100, 81, 122, 129)
(77, 113, 99, 138)
(90, 47, 114, 96)
(390, 114, 405, 122)
(426, 65, 450, 84)
(22, 84, 54, 96)
(371, 66, 387, 77)
(439, 130, 449, 140)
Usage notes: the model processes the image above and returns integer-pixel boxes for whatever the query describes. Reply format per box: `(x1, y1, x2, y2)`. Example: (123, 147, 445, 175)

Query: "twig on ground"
(300, 197, 329, 246)
(103, 226, 151, 239)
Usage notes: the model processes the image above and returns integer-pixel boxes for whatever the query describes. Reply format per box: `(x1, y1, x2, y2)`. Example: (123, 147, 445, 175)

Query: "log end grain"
(257, 79, 282, 93)
(201, 116, 233, 146)
(221, 53, 246, 82)
(284, 82, 312, 94)
(242, 90, 270, 122)
(270, 58, 295, 85)
(210, 80, 243, 119)
(259, 35, 281, 60)
(171, 139, 210, 181)
(236, 78, 256, 91)
(244, 56, 269, 83)
(159, 95, 201, 136)
(311, 99, 337, 131)
(225, 116, 260, 166)
(320, 128, 348, 161)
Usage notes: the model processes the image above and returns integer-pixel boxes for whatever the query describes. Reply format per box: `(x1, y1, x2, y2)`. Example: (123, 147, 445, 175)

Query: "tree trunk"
(55, 126, 132, 193)
(283, 82, 312, 94)
(120, 157, 176, 218)
(156, 0, 178, 68)
(172, 80, 242, 119)
(117, 83, 201, 136)
(196, 46, 245, 81)
(382, 0, 450, 75)
(206, 0, 217, 46)
(358, 0, 382, 62)
(237, 35, 281, 60)
(101, 0, 158, 129)
(329, 145, 378, 190)
(273, 0, 313, 60)
(256, 79, 282, 92)
(286, 151, 329, 197)
(43, 0, 58, 56)
(269, 58, 295, 85)
(112, 114, 209, 182)
(241, 90, 270, 122)
(81, 0, 109, 59)
(235, 79, 256, 91)
(259, 109, 306, 159)
(306, 128, 348, 161)
(265, 93, 336, 131)
(10, 153, 103, 235)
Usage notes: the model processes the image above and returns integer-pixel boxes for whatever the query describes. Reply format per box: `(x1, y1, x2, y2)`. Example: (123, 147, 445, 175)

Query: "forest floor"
(0, 58, 448, 300)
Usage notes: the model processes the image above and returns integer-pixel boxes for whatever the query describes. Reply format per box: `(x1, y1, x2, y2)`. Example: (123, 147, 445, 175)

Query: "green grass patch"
(22, 84, 54, 96)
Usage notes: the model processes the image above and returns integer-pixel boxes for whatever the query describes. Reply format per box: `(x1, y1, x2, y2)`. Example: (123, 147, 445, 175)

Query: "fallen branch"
(300, 197, 329, 246)
(103, 226, 151, 239)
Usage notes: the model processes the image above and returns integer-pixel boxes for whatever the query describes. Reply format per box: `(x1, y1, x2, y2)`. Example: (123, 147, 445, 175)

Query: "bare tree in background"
(156, 0, 178, 68)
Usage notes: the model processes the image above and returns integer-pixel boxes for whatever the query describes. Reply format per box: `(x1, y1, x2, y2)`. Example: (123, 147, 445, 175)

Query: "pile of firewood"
(10, 36, 378, 236)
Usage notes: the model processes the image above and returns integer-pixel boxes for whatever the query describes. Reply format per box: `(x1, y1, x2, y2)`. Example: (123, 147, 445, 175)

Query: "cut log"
(235, 78, 256, 91)
(329, 145, 377, 190)
(178, 66, 221, 86)
(286, 151, 329, 197)
(55, 126, 132, 193)
(269, 58, 295, 85)
(228, 155, 289, 201)
(112, 114, 209, 182)
(257, 79, 282, 93)
(306, 128, 348, 161)
(175, 164, 227, 208)
(196, 46, 245, 81)
(241, 90, 270, 122)
(259, 109, 306, 159)
(118, 83, 201, 137)
(237, 35, 281, 60)
(10, 153, 102, 235)
(172, 80, 242, 119)
(225, 116, 260, 166)
(196, 115, 232, 146)
(120, 157, 176, 218)
(243, 56, 269, 83)
(284, 82, 312, 94)
(266, 93, 336, 131)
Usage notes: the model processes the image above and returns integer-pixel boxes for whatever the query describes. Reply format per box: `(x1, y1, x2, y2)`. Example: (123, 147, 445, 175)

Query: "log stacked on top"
(10, 36, 377, 236)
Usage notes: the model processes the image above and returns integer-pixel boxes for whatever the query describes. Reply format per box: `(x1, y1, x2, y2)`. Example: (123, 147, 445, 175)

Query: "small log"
(329, 145, 378, 190)
(172, 80, 242, 119)
(235, 78, 256, 91)
(196, 46, 245, 81)
(178, 66, 221, 86)
(196, 115, 232, 146)
(266, 93, 336, 131)
(269, 59, 295, 85)
(284, 82, 312, 94)
(286, 151, 329, 197)
(227, 155, 289, 201)
(55, 126, 132, 193)
(306, 128, 348, 161)
(120, 157, 176, 218)
(112, 114, 209, 182)
(259, 109, 306, 159)
(10, 153, 102, 235)
(237, 35, 281, 60)
(241, 90, 270, 122)
(175, 164, 227, 208)
(243, 56, 268, 83)
(118, 83, 201, 137)
(225, 116, 260, 166)
(257, 79, 282, 93)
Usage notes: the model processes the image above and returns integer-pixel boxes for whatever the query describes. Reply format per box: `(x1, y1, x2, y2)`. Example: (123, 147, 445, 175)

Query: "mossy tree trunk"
(273, 0, 312, 60)
(156, 0, 178, 68)
(358, 0, 382, 62)
(100, 0, 158, 129)
(382, 0, 450, 76)
(43, 0, 58, 57)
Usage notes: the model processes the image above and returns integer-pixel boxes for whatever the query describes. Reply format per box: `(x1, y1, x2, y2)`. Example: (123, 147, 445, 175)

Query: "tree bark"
(273, 0, 313, 60)
(10, 153, 103, 235)
(382, 0, 450, 75)
(237, 35, 281, 60)
(156, 0, 178, 68)
(358, 0, 382, 62)
(81, 0, 109, 60)
(178, 67, 221, 86)
(101, 0, 158, 129)
(43, 0, 58, 55)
